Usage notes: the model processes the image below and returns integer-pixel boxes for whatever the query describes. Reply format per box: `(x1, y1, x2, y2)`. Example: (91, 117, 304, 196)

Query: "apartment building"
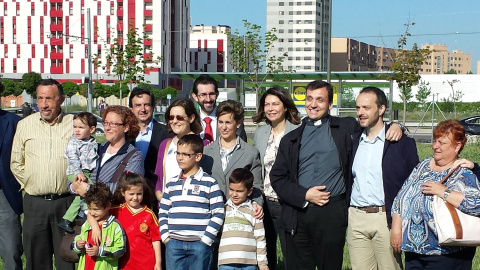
(420, 44, 472, 74)
(266, 0, 330, 72)
(189, 25, 233, 72)
(331, 38, 377, 71)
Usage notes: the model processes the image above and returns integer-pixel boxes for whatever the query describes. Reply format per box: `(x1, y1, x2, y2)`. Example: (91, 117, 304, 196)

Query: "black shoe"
(58, 219, 75, 234)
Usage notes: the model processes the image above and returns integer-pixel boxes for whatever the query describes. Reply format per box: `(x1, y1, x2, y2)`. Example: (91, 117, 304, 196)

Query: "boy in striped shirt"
(218, 168, 269, 270)
(159, 134, 225, 270)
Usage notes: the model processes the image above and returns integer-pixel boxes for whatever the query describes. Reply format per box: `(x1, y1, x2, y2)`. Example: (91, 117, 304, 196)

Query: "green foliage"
(228, 20, 292, 91)
(415, 80, 431, 105)
(443, 79, 463, 118)
(159, 86, 178, 100)
(94, 23, 160, 100)
(61, 81, 79, 97)
(21, 72, 42, 96)
(386, 22, 430, 125)
(341, 87, 356, 108)
(0, 79, 23, 96)
(110, 82, 129, 98)
(444, 68, 457, 74)
(137, 82, 154, 92)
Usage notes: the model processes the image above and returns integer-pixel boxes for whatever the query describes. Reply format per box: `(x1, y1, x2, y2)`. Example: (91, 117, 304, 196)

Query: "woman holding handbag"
(391, 120, 480, 269)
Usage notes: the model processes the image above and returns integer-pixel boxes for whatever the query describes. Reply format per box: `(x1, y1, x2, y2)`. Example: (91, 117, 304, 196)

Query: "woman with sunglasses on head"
(252, 86, 301, 269)
(153, 98, 208, 201)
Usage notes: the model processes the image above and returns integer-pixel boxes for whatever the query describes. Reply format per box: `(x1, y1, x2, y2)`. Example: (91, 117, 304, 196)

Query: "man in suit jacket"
(129, 87, 173, 187)
(0, 82, 23, 270)
(191, 74, 247, 142)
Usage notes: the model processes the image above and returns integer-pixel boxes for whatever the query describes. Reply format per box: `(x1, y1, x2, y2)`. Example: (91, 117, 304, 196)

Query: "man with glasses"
(11, 79, 75, 270)
(129, 87, 172, 187)
(192, 74, 247, 142)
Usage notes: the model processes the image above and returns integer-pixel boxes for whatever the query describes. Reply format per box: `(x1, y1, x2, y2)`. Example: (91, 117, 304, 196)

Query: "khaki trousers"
(347, 206, 403, 270)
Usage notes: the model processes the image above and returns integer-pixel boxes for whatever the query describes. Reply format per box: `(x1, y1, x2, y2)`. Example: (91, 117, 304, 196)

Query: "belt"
(30, 193, 71, 201)
(352, 205, 386, 213)
(266, 197, 279, 202)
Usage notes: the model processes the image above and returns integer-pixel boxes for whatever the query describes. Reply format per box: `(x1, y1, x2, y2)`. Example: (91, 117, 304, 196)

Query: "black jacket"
(349, 124, 419, 227)
(270, 115, 359, 234)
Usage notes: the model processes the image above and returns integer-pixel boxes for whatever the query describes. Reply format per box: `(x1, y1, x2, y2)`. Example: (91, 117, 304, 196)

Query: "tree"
(444, 69, 457, 74)
(95, 23, 160, 101)
(341, 87, 356, 108)
(415, 80, 431, 105)
(387, 22, 430, 125)
(443, 79, 463, 118)
(228, 20, 291, 102)
(22, 72, 42, 96)
(1, 79, 23, 96)
(61, 81, 79, 98)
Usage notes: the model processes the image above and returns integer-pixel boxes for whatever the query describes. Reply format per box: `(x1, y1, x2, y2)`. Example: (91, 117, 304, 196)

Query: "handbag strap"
(110, 149, 138, 183)
(438, 166, 463, 239)
(162, 138, 173, 191)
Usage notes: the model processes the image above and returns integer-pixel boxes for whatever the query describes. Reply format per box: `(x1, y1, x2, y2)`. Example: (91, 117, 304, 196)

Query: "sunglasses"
(168, 115, 188, 121)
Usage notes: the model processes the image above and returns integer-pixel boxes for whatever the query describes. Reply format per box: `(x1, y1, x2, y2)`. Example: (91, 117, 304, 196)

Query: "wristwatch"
(443, 189, 451, 201)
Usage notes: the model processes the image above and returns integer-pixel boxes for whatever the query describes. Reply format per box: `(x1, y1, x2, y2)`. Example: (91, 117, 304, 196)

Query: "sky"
(191, 0, 480, 73)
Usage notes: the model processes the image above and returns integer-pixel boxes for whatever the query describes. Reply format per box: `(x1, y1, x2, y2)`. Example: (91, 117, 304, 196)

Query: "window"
(278, 47, 284, 52)
(97, 2, 101, 15)
(279, 20, 284, 24)
(70, 2, 73, 15)
(289, 2, 294, 6)
(305, 11, 313, 15)
(278, 29, 284, 33)
(305, 1, 313, 5)
(305, 29, 313, 33)
(289, 11, 293, 15)
(296, 11, 301, 15)
(278, 38, 284, 42)
(279, 2, 284, 6)
(288, 29, 293, 33)
(279, 11, 284, 15)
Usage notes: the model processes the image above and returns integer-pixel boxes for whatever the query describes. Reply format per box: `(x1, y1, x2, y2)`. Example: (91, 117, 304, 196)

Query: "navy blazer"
(349, 124, 419, 227)
(0, 110, 23, 215)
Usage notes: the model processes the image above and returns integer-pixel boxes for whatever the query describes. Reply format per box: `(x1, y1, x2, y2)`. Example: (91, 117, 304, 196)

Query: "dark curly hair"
(84, 183, 113, 209)
(74, 112, 97, 128)
(252, 86, 301, 125)
(102, 105, 140, 141)
(113, 171, 154, 209)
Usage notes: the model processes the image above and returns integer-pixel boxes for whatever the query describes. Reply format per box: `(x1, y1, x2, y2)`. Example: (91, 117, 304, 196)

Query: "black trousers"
(405, 247, 476, 270)
(264, 198, 287, 269)
(284, 195, 348, 270)
(23, 193, 75, 270)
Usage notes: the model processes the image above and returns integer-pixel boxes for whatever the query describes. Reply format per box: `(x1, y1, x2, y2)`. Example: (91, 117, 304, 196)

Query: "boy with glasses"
(159, 134, 225, 269)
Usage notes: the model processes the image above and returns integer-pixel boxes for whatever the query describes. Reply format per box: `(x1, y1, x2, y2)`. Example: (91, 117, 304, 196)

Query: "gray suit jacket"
(253, 121, 300, 178)
(201, 138, 264, 206)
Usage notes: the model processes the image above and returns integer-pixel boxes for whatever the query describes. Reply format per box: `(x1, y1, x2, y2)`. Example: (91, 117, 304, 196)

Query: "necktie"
(204, 117, 214, 142)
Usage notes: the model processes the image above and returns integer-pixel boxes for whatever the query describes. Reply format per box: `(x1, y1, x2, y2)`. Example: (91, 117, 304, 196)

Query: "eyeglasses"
(197, 93, 217, 99)
(168, 115, 188, 121)
(174, 151, 198, 158)
(103, 121, 124, 127)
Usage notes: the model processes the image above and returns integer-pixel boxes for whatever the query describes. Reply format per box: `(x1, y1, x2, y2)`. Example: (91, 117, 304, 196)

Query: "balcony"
(50, 52, 63, 60)
(144, 38, 152, 46)
(49, 38, 63, 45)
(144, 0, 152, 2)
(50, 0, 63, 3)
(117, 8, 123, 16)
(50, 23, 63, 32)
(144, 24, 152, 32)
(50, 9, 63, 17)
(50, 65, 63, 74)
(144, 9, 152, 17)
(143, 53, 152, 61)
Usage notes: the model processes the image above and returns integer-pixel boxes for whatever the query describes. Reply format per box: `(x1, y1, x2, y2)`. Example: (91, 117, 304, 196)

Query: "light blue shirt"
(350, 125, 386, 207)
(135, 119, 154, 158)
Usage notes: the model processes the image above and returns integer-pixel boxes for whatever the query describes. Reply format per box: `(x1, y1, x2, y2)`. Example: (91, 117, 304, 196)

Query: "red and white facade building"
(0, 0, 189, 87)
(189, 25, 234, 73)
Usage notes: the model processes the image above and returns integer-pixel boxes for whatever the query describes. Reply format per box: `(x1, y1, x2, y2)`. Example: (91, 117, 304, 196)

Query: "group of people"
(0, 74, 479, 270)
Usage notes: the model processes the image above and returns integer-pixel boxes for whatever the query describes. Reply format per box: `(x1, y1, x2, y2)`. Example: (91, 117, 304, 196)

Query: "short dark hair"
(252, 86, 301, 125)
(165, 98, 203, 134)
(37, 79, 64, 96)
(305, 80, 333, 104)
(229, 168, 254, 190)
(113, 171, 153, 208)
(0, 81, 4, 95)
(359, 86, 387, 109)
(178, 134, 204, 154)
(84, 183, 113, 209)
(216, 100, 244, 123)
(129, 87, 155, 108)
(74, 112, 97, 128)
(192, 74, 218, 95)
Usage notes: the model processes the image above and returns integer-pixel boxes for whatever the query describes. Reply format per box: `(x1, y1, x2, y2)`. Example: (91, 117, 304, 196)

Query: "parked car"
(67, 111, 105, 137)
(459, 115, 480, 135)
(153, 111, 166, 125)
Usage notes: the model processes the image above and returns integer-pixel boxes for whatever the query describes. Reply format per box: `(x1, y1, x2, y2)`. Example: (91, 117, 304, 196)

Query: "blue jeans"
(219, 264, 258, 270)
(165, 238, 213, 270)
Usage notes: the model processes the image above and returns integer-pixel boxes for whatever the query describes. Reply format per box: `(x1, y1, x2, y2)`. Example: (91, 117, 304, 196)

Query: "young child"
(59, 112, 99, 233)
(159, 134, 225, 270)
(73, 183, 127, 270)
(110, 171, 161, 270)
(218, 168, 269, 270)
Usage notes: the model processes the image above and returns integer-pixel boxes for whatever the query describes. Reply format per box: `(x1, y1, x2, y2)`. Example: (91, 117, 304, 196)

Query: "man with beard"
(192, 74, 247, 142)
